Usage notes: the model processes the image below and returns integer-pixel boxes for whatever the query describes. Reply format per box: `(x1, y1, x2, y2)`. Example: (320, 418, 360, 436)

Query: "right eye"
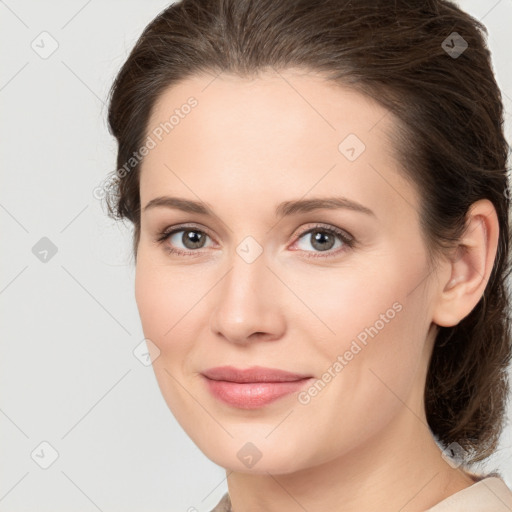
(156, 225, 215, 256)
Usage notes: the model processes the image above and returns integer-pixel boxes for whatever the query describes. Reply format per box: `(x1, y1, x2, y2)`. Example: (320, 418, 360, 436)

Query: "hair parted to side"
(105, 0, 512, 465)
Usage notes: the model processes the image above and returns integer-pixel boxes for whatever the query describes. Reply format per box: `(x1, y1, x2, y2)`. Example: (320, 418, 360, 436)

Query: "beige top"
(210, 476, 512, 512)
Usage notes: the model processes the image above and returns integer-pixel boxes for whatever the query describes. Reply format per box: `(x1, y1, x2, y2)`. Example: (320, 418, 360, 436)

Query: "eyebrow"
(142, 195, 376, 218)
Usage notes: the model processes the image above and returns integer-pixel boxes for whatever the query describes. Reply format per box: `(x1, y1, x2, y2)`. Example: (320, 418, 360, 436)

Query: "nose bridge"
(221, 242, 272, 316)
(209, 239, 285, 342)
(222, 232, 270, 299)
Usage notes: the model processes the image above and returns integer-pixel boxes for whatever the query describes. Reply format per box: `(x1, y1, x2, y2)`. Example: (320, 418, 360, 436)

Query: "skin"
(134, 69, 499, 511)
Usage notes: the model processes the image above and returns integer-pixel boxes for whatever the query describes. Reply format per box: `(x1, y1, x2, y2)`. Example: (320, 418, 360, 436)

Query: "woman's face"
(135, 70, 441, 473)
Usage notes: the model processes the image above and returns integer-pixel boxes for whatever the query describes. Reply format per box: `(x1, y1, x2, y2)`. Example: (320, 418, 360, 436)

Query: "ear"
(431, 199, 500, 328)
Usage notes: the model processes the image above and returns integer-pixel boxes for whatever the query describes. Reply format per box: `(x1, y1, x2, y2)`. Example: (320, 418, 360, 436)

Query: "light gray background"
(1, 1, 511, 510)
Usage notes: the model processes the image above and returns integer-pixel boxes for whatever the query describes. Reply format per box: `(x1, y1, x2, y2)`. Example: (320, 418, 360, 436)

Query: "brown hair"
(105, 0, 512, 465)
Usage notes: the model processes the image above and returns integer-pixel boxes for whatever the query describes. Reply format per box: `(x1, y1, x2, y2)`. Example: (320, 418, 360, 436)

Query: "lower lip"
(203, 376, 313, 409)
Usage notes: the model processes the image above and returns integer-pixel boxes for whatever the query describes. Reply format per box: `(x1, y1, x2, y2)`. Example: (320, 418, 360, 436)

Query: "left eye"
(162, 228, 213, 251)
(293, 227, 353, 255)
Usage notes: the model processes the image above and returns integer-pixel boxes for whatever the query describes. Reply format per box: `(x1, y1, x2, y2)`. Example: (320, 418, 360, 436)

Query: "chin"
(192, 434, 314, 475)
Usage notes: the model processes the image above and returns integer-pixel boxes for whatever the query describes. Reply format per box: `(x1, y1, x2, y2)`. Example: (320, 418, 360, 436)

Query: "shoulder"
(426, 476, 512, 512)
(208, 476, 512, 512)
(209, 492, 231, 512)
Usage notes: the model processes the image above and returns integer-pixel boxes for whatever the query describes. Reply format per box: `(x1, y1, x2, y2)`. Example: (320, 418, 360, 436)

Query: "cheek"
(135, 263, 165, 342)
(293, 256, 430, 408)
(283, 260, 411, 357)
(134, 258, 201, 417)
(134, 257, 194, 357)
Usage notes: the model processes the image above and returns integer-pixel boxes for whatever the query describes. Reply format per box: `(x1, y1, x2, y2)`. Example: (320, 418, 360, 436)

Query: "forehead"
(146, 69, 393, 149)
(140, 70, 419, 225)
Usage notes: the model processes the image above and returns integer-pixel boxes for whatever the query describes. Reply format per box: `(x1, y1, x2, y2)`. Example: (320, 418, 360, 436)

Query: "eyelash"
(155, 223, 356, 259)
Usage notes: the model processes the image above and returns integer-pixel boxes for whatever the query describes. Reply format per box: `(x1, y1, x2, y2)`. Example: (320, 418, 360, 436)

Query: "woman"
(104, 0, 512, 509)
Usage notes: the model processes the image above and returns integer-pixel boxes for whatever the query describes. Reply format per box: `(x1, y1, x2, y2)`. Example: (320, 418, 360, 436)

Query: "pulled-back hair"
(105, 0, 512, 464)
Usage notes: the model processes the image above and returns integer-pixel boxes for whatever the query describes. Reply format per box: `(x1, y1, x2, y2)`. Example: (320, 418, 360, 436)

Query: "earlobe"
(432, 199, 499, 328)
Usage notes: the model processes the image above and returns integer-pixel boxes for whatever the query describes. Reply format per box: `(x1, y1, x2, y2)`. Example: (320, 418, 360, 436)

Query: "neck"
(226, 407, 475, 512)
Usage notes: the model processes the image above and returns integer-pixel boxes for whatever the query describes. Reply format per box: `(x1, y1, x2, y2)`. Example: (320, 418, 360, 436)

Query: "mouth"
(201, 366, 314, 409)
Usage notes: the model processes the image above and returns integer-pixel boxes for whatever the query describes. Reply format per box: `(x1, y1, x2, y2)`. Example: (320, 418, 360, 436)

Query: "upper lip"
(201, 365, 312, 383)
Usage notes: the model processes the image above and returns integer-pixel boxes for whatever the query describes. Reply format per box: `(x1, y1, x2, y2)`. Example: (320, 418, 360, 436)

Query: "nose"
(209, 249, 287, 345)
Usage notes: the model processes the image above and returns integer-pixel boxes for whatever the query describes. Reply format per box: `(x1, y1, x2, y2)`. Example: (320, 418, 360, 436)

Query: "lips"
(201, 365, 313, 409)
(201, 365, 312, 383)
